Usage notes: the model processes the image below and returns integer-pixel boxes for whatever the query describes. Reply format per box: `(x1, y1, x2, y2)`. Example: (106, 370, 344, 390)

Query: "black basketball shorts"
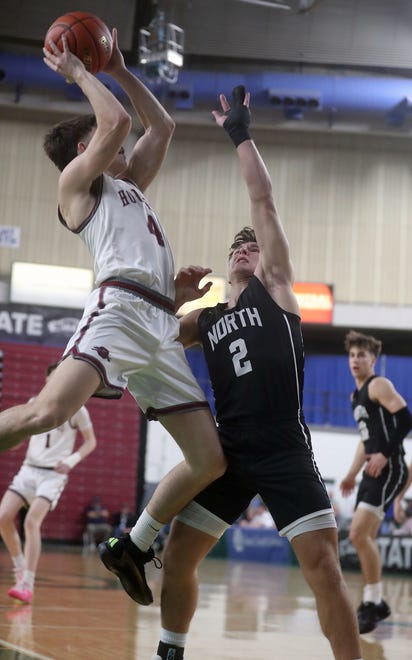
(194, 419, 333, 534)
(356, 451, 408, 516)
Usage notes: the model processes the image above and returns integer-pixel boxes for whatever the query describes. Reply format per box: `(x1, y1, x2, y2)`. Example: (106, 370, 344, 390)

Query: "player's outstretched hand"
(212, 86, 251, 147)
(175, 266, 213, 311)
(212, 86, 250, 127)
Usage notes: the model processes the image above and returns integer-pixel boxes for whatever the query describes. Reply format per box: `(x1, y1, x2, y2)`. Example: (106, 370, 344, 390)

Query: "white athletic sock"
(160, 627, 187, 647)
(129, 509, 162, 552)
(23, 570, 35, 589)
(12, 553, 26, 572)
(363, 582, 382, 604)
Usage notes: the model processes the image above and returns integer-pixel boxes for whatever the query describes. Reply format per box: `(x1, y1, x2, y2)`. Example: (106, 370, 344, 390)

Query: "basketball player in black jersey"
(150, 89, 362, 660)
(340, 330, 411, 634)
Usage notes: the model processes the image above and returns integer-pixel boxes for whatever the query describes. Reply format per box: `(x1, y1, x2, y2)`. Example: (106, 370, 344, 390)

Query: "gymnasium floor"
(0, 545, 412, 659)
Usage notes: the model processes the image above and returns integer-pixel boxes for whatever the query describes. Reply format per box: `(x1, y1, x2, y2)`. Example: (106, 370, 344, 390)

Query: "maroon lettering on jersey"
(147, 214, 165, 246)
(127, 188, 143, 203)
(117, 187, 144, 207)
(118, 190, 130, 207)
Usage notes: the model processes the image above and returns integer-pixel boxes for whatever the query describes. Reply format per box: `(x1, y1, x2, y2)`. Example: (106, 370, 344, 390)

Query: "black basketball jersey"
(351, 375, 404, 455)
(198, 275, 305, 426)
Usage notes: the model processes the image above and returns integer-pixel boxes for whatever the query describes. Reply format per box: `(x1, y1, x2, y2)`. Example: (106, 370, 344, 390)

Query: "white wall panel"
(2, 118, 412, 308)
(0, 118, 93, 277)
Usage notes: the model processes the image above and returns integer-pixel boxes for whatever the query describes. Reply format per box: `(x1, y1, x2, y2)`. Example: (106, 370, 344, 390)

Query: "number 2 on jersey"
(230, 338, 252, 376)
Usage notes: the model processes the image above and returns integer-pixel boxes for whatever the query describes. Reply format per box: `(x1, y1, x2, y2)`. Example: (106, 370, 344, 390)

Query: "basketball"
(44, 12, 113, 75)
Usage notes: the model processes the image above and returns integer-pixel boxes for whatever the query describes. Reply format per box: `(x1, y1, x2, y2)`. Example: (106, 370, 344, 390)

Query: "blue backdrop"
(186, 348, 412, 429)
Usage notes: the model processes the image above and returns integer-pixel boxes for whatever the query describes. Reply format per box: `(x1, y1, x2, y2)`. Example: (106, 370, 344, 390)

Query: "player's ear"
(77, 141, 87, 154)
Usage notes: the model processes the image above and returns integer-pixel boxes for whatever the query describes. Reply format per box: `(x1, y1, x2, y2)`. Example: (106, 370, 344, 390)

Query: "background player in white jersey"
(0, 29, 225, 605)
(0, 363, 96, 604)
(340, 330, 411, 634)
(149, 88, 362, 660)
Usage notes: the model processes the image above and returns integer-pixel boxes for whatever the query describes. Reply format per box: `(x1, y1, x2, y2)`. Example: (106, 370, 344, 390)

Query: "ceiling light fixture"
(236, 0, 319, 13)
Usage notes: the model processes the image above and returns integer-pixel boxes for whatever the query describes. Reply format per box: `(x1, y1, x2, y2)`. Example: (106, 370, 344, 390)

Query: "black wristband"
(223, 85, 251, 147)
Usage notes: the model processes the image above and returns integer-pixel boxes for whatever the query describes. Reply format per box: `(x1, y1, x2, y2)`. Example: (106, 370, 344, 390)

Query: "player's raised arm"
(43, 35, 131, 229)
(103, 28, 175, 191)
(213, 87, 299, 314)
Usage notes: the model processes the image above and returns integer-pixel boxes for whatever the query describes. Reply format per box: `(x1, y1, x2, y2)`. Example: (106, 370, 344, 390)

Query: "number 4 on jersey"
(147, 214, 165, 246)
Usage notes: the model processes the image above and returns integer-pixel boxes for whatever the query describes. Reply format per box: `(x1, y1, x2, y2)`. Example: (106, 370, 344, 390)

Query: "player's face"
(348, 346, 376, 380)
(229, 242, 260, 277)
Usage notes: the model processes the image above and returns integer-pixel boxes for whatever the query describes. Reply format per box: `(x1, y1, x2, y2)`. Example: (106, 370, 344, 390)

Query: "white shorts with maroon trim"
(9, 465, 68, 511)
(63, 282, 209, 420)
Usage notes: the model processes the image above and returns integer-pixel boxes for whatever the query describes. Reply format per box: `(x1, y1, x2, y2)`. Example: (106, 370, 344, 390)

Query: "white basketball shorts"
(63, 281, 209, 420)
(9, 465, 68, 510)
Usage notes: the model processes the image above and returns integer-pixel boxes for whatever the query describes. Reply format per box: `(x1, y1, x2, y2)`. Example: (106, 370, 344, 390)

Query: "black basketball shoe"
(98, 534, 161, 605)
(357, 599, 391, 634)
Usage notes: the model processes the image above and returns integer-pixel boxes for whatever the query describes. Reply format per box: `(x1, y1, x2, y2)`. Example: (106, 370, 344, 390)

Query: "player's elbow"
(85, 435, 97, 455)
(117, 111, 132, 139)
(89, 438, 97, 454)
(102, 110, 132, 145)
(164, 114, 176, 136)
(156, 114, 175, 141)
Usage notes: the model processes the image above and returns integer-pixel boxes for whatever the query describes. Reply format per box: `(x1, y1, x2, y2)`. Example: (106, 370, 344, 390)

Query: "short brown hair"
(43, 114, 97, 172)
(228, 226, 257, 259)
(344, 330, 382, 357)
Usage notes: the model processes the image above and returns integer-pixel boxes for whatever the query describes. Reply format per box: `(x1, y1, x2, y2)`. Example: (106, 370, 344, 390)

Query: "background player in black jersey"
(149, 89, 362, 660)
(340, 330, 411, 634)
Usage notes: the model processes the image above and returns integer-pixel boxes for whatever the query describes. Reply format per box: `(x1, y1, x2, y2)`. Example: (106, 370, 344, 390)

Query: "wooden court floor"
(1, 545, 412, 659)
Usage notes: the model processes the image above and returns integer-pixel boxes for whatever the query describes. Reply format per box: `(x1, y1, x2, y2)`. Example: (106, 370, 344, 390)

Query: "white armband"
(63, 451, 82, 470)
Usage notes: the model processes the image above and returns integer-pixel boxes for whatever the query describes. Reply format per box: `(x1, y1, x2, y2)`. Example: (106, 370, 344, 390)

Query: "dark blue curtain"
(304, 355, 355, 427)
(186, 347, 412, 429)
(185, 346, 216, 415)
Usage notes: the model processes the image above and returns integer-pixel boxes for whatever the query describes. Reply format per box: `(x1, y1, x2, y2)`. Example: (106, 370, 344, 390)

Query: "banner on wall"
(293, 282, 334, 324)
(0, 302, 82, 346)
(339, 531, 412, 573)
(0, 281, 334, 345)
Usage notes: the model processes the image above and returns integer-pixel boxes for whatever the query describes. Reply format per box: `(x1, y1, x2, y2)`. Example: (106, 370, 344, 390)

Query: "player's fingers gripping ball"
(44, 11, 112, 74)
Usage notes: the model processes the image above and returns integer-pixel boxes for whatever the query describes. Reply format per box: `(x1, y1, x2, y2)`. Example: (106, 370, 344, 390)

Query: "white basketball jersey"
(23, 405, 92, 468)
(78, 174, 175, 297)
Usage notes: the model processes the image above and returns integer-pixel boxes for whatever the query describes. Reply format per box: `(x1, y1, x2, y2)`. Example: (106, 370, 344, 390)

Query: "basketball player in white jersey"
(0, 29, 225, 604)
(0, 363, 96, 604)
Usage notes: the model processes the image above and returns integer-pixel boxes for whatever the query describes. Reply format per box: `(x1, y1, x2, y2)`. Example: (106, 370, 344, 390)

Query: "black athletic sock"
(156, 641, 184, 660)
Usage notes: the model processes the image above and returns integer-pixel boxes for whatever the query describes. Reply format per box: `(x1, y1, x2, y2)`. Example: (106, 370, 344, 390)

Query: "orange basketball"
(44, 11, 112, 75)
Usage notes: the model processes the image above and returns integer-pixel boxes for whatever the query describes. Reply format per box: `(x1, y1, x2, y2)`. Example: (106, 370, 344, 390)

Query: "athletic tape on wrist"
(223, 85, 251, 147)
(63, 451, 81, 469)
